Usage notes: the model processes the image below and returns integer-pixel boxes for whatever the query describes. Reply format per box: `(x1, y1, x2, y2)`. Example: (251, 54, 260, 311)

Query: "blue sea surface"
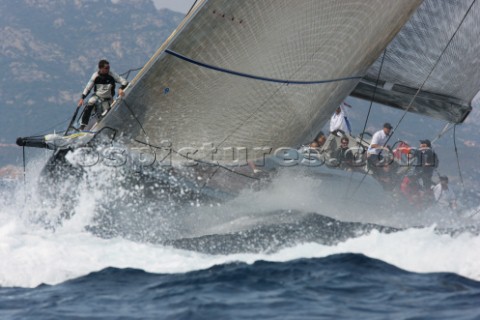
(1, 254, 479, 320)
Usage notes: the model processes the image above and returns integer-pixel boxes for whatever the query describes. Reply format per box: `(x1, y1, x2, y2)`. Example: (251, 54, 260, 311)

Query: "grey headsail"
(99, 0, 423, 163)
(352, 0, 480, 124)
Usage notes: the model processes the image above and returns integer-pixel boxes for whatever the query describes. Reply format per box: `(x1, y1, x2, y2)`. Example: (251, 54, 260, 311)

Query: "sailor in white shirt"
(367, 122, 393, 170)
(433, 176, 457, 209)
(367, 123, 392, 155)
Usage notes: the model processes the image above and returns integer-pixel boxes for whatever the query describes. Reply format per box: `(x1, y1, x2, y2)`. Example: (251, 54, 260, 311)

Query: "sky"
(152, 0, 196, 13)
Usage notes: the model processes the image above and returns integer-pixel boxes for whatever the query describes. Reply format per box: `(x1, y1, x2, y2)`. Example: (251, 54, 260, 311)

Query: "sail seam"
(165, 49, 363, 85)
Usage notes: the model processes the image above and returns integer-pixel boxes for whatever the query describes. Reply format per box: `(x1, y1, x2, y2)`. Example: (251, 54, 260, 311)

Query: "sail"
(352, 0, 480, 124)
(101, 0, 422, 163)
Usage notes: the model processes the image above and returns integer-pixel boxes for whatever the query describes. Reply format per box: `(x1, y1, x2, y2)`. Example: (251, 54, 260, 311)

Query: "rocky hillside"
(0, 0, 183, 165)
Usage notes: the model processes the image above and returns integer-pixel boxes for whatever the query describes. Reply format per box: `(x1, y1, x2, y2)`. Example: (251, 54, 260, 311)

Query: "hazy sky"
(152, 0, 196, 13)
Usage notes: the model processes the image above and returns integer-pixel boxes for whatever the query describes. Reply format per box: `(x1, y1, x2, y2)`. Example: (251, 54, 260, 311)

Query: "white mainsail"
(100, 0, 423, 162)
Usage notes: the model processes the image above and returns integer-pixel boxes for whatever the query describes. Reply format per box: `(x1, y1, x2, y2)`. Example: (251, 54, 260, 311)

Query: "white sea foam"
(1, 159, 479, 288)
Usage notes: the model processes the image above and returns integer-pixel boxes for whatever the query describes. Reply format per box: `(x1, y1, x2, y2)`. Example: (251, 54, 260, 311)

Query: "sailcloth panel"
(353, 0, 480, 123)
(103, 0, 422, 160)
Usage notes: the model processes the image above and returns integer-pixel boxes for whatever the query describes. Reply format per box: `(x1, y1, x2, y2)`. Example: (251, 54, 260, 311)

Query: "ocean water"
(1, 161, 480, 320)
(3, 255, 480, 320)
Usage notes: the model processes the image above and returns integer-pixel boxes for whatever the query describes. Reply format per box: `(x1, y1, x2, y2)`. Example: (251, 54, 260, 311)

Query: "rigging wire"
(349, 49, 388, 197)
(22, 146, 26, 185)
(453, 124, 465, 189)
(119, 67, 142, 80)
(122, 99, 149, 138)
(122, 99, 159, 161)
(431, 122, 454, 145)
(120, 99, 156, 157)
(30, 118, 70, 137)
(186, 0, 199, 16)
(65, 105, 82, 136)
(198, 165, 221, 192)
(359, 49, 388, 144)
(22, 145, 28, 202)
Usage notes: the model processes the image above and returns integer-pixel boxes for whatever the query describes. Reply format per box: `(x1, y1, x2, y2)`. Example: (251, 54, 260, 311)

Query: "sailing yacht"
(16, 0, 480, 219)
